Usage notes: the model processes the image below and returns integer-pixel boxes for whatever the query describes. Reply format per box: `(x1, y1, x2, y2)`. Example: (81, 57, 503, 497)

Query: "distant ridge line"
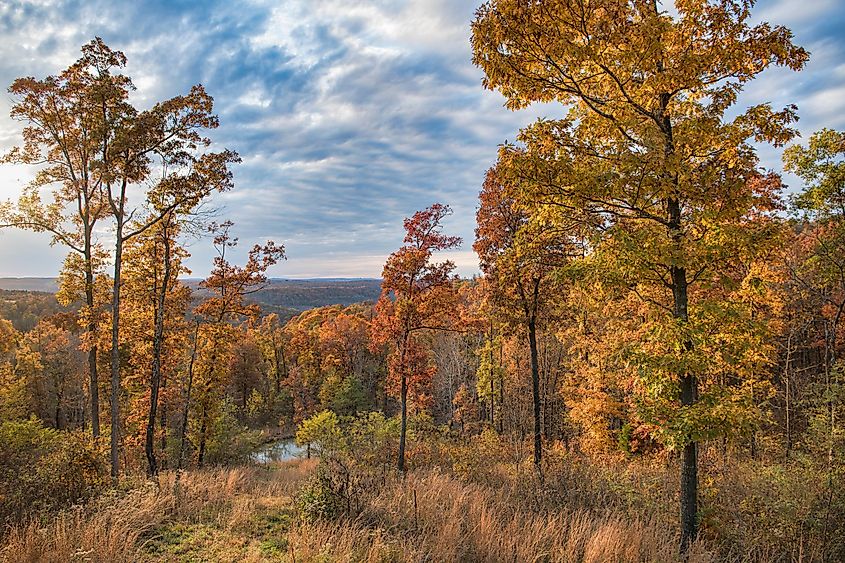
(0, 278, 384, 314)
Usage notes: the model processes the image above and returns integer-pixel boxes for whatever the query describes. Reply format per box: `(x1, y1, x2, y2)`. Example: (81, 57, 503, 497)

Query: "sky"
(0, 0, 843, 279)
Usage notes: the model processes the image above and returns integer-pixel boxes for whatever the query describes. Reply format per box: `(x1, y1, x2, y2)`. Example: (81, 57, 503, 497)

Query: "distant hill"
(186, 278, 382, 313)
(0, 289, 70, 331)
(0, 278, 59, 293)
(0, 278, 382, 321)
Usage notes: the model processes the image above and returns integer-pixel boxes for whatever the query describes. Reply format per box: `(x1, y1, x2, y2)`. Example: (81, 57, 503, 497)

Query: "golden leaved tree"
(1, 39, 114, 437)
(472, 0, 807, 550)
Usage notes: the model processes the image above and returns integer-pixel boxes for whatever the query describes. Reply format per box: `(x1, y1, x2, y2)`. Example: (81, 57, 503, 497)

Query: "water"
(252, 438, 308, 464)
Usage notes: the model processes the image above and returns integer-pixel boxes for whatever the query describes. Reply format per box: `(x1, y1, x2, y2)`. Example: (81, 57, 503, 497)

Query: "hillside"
(186, 278, 382, 313)
(0, 278, 59, 293)
(0, 278, 382, 321)
(0, 289, 71, 331)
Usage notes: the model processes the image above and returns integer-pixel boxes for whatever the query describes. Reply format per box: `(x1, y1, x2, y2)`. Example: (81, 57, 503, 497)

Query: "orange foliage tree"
(472, 0, 807, 549)
(371, 204, 461, 471)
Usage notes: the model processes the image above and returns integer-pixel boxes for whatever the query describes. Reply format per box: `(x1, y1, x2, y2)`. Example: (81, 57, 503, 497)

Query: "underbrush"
(288, 469, 705, 562)
(0, 460, 316, 562)
(290, 415, 843, 562)
(2, 414, 841, 562)
(0, 419, 108, 527)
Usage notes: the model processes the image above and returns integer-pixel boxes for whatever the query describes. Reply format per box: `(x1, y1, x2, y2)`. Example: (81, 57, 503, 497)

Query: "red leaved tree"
(371, 204, 461, 471)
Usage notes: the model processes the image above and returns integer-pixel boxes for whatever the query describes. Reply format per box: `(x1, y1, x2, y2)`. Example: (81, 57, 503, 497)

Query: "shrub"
(294, 411, 401, 520)
(295, 410, 343, 455)
(203, 409, 264, 465)
(0, 419, 108, 525)
(296, 466, 345, 521)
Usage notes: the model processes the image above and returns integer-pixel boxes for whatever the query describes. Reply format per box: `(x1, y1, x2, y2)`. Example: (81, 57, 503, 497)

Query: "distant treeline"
(188, 279, 382, 311)
(0, 290, 71, 332)
(0, 278, 382, 318)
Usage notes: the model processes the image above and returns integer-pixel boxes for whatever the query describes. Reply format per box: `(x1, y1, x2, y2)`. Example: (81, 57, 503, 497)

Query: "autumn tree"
(371, 204, 461, 471)
(474, 165, 572, 471)
(282, 304, 382, 422)
(23, 319, 86, 430)
(103, 83, 238, 480)
(190, 222, 284, 467)
(121, 212, 193, 475)
(472, 0, 807, 549)
(2, 37, 239, 480)
(1, 38, 117, 436)
(784, 130, 845, 393)
(783, 130, 845, 537)
(0, 320, 40, 422)
(256, 314, 290, 399)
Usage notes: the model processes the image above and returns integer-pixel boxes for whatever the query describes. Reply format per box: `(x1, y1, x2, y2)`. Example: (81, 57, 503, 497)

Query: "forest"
(0, 1, 843, 562)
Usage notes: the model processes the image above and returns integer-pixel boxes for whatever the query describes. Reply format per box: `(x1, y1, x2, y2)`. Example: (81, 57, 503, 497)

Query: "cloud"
(0, 0, 842, 279)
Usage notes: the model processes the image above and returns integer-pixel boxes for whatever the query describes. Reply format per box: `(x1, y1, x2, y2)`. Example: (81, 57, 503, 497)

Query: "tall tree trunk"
(398, 372, 407, 471)
(670, 197, 697, 553)
(490, 377, 495, 426)
(146, 224, 172, 476)
(528, 318, 542, 473)
(84, 241, 100, 438)
(197, 347, 219, 468)
(784, 330, 793, 460)
(397, 331, 410, 472)
(159, 389, 167, 469)
(820, 316, 839, 559)
(109, 213, 124, 482)
(178, 321, 200, 471)
(489, 323, 495, 427)
(198, 405, 208, 468)
(652, 29, 698, 544)
(499, 344, 505, 433)
(55, 386, 63, 430)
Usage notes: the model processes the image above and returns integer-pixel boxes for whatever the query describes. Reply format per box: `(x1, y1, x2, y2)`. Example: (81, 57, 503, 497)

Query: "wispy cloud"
(0, 0, 842, 278)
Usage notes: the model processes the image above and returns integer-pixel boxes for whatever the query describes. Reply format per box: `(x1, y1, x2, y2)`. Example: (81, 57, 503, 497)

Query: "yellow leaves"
(0, 319, 18, 357)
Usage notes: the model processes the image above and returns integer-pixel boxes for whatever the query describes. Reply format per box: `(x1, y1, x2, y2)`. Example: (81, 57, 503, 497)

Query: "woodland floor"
(3, 451, 836, 562)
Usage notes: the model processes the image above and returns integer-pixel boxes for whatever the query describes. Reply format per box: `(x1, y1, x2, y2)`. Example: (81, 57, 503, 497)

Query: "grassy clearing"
(0, 460, 314, 563)
(3, 445, 833, 562)
(1, 456, 714, 562)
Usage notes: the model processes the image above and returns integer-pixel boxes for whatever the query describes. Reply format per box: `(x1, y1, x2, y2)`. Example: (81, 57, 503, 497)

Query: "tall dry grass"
(287, 469, 714, 562)
(2, 457, 707, 562)
(0, 459, 316, 563)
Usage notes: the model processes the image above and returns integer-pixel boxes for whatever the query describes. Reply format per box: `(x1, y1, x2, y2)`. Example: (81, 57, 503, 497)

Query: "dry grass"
(287, 469, 713, 562)
(2, 488, 170, 563)
(1, 456, 708, 563)
(0, 459, 316, 563)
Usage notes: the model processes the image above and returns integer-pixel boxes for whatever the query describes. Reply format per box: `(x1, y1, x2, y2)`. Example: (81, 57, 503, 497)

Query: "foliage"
(295, 410, 343, 455)
(0, 419, 108, 525)
(202, 407, 264, 466)
(370, 203, 462, 470)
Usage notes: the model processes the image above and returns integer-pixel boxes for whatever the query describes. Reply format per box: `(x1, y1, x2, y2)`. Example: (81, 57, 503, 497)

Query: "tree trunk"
(784, 330, 793, 460)
(490, 376, 495, 427)
(178, 321, 199, 471)
(397, 331, 410, 472)
(499, 345, 505, 433)
(84, 244, 100, 438)
(489, 323, 495, 427)
(109, 215, 124, 482)
(145, 224, 172, 476)
(198, 404, 208, 467)
(159, 392, 167, 469)
(398, 371, 407, 472)
(54, 386, 63, 430)
(197, 346, 220, 468)
(670, 197, 697, 553)
(652, 33, 698, 545)
(528, 319, 542, 473)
